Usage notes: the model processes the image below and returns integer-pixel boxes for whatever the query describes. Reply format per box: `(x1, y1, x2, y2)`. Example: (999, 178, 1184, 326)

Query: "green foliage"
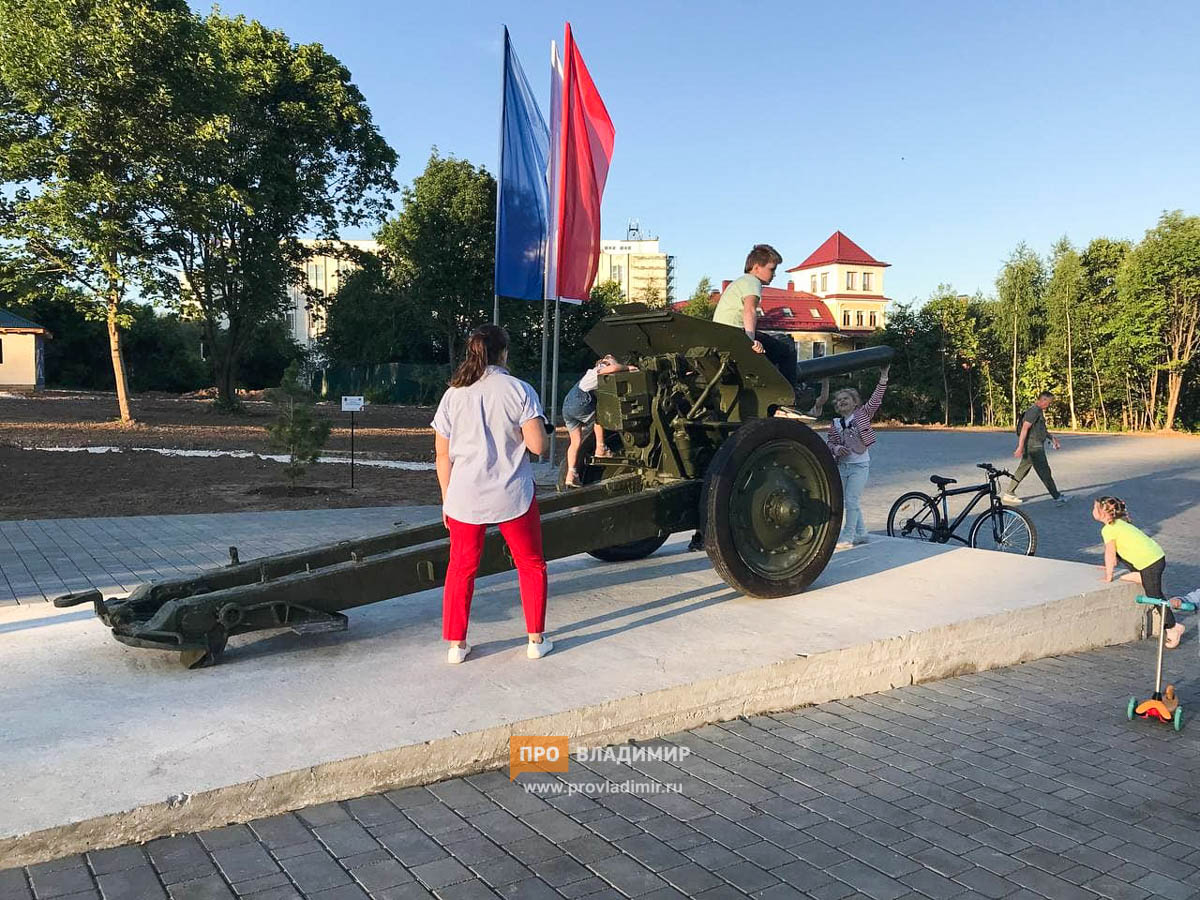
(680, 277, 716, 318)
(379, 151, 494, 366)
(158, 13, 397, 408)
(0, 0, 208, 420)
(589, 280, 626, 310)
(266, 362, 332, 487)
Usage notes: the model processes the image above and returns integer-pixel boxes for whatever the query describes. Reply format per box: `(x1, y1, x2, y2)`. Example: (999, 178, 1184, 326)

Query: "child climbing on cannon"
(562, 354, 637, 488)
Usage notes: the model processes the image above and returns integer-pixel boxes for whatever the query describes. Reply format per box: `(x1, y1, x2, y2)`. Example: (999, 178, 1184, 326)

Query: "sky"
(192, 0, 1200, 307)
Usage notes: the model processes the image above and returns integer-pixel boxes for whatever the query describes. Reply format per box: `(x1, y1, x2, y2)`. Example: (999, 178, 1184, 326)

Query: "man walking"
(1002, 391, 1068, 506)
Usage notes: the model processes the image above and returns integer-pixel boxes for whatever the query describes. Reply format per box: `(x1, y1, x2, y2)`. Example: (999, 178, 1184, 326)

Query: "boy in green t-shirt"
(711, 243, 827, 420)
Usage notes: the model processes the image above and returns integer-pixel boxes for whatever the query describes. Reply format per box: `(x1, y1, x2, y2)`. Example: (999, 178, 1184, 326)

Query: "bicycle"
(886, 462, 1037, 555)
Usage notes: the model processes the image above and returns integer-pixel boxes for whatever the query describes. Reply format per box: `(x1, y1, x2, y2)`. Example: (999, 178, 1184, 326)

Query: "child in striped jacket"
(827, 364, 890, 549)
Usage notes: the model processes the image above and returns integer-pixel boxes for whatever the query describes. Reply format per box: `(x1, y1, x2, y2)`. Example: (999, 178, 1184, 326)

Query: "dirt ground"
(0, 390, 570, 520)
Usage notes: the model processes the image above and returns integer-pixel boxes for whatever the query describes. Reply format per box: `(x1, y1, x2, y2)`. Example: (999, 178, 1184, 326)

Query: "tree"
(922, 286, 977, 425)
(158, 14, 397, 409)
(380, 151, 494, 367)
(266, 361, 332, 488)
(589, 280, 626, 310)
(680, 277, 716, 318)
(634, 284, 663, 307)
(1046, 238, 1083, 428)
(1118, 211, 1200, 430)
(1078, 237, 1130, 429)
(995, 243, 1047, 425)
(0, 0, 206, 422)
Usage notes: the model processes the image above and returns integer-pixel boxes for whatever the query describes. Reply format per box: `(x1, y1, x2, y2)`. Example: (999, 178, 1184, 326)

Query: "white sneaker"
(852, 536, 870, 546)
(447, 643, 471, 665)
(1000, 493, 1022, 505)
(527, 638, 554, 659)
(1053, 494, 1070, 505)
(835, 541, 854, 550)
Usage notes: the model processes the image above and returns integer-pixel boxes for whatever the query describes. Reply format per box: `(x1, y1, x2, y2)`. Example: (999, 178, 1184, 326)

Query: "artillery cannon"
(55, 304, 893, 668)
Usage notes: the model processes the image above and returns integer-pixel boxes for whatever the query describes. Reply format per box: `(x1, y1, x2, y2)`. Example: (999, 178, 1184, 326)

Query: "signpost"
(341, 396, 365, 488)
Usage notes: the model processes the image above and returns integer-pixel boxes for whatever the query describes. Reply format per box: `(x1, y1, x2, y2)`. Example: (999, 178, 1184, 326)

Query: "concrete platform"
(0, 536, 1144, 868)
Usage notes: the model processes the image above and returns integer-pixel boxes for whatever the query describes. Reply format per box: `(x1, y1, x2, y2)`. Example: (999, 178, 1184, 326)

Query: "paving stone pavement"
(4, 644, 1198, 899)
(0, 506, 440, 607)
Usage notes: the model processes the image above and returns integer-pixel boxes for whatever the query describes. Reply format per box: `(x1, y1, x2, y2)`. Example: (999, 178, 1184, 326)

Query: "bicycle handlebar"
(976, 462, 1013, 479)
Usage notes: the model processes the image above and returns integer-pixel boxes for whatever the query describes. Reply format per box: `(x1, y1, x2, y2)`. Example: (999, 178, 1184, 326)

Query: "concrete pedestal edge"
(0, 581, 1142, 868)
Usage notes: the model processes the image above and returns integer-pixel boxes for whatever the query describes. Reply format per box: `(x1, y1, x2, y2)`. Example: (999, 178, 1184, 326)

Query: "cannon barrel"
(795, 345, 894, 381)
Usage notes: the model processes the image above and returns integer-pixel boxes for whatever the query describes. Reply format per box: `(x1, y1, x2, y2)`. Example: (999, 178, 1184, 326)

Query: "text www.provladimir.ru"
(522, 780, 684, 796)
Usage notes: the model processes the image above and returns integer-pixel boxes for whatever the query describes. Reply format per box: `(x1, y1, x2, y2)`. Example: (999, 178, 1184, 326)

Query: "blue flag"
(494, 27, 550, 302)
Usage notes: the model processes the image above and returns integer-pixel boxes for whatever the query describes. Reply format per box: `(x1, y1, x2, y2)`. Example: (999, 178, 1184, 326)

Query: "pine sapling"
(266, 362, 331, 489)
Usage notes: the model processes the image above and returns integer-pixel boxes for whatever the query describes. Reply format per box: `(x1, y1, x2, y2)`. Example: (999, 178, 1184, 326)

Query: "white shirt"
(578, 364, 601, 393)
(431, 366, 545, 524)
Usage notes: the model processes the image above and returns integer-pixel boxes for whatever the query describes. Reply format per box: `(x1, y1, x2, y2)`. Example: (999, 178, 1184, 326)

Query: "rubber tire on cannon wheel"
(886, 491, 942, 542)
(701, 417, 842, 598)
(558, 430, 669, 562)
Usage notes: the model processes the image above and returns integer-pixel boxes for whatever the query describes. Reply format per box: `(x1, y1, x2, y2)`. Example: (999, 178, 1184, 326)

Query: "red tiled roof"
(787, 231, 890, 272)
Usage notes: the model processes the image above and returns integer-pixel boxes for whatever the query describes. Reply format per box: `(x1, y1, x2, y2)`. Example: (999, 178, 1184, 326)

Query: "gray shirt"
(1018, 404, 1049, 448)
(431, 366, 545, 525)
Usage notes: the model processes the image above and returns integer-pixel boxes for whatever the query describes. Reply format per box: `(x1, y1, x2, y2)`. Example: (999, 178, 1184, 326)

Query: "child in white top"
(562, 354, 635, 487)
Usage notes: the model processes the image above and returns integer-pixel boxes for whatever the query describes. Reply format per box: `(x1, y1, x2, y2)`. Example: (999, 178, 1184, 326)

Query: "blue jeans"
(839, 462, 870, 543)
(562, 385, 595, 431)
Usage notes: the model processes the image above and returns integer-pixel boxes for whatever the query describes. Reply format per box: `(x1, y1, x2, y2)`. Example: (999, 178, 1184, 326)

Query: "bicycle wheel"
(887, 492, 941, 542)
(968, 507, 1037, 556)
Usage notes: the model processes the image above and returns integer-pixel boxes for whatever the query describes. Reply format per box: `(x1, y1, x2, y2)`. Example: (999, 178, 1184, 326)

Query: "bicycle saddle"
(929, 475, 957, 487)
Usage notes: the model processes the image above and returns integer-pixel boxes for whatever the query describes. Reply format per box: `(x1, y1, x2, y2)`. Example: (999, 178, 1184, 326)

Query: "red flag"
(553, 23, 615, 302)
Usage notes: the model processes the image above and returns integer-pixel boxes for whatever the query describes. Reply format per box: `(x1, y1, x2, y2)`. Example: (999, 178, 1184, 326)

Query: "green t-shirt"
(1100, 519, 1164, 570)
(712, 273, 762, 331)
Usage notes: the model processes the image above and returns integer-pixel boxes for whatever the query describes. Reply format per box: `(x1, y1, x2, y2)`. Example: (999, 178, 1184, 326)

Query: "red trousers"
(443, 500, 547, 641)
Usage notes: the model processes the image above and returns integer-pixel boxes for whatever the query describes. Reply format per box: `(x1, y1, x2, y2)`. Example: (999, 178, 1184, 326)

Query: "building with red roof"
(674, 231, 891, 362)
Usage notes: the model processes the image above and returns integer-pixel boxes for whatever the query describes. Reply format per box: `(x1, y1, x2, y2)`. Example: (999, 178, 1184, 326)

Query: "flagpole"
(548, 297, 562, 467)
(492, 26, 508, 327)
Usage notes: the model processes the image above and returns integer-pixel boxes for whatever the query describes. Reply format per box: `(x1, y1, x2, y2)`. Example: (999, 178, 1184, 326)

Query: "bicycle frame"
(929, 476, 1006, 545)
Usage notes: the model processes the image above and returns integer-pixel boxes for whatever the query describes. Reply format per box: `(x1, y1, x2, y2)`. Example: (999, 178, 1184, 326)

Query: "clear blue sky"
(195, 0, 1200, 307)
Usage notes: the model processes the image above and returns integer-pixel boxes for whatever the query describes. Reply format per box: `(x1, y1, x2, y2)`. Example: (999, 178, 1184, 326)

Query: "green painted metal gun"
(56, 304, 893, 667)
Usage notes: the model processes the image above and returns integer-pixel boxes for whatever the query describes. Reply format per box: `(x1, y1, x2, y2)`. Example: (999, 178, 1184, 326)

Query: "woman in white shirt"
(431, 325, 553, 664)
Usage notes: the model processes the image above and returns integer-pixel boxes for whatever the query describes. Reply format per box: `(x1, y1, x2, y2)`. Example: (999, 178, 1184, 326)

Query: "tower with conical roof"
(786, 231, 890, 343)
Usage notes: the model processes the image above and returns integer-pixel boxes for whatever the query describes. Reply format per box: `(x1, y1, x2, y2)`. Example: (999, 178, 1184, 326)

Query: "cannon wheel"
(701, 418, 842, 598)
(557, 431, 669, 561)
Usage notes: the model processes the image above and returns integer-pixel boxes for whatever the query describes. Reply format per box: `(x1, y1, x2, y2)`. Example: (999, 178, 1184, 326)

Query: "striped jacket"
(828, 380, 888, 458)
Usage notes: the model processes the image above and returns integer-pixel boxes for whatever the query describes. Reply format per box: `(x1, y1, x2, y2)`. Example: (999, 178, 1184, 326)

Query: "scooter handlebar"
(1136, 594, 1196, 612)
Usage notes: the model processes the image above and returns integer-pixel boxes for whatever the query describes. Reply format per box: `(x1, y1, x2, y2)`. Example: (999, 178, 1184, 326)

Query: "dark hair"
(744, 243, 783, 273)
(450, 324, 509, 388)
(1037, 391, 1054, 400)
(1095, 495, 1129, 522)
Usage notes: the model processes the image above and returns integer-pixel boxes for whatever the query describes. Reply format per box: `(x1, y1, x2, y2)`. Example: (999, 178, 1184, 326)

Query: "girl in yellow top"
(1093, 495, 1184, 648)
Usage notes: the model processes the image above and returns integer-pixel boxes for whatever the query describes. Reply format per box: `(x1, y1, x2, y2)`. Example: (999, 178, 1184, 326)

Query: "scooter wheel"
(1127, 697, 1136, 720)
(1174, 706, 1183, 732)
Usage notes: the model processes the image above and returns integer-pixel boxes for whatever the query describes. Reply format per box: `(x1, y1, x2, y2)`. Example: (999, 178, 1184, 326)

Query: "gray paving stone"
(85, 848, 147, 877)
(375, 830, 447, 868)
(433, 880, 498, 900)
(197, 826, 257, 852)
(826, 859, 908, 900)
(276, 851, 352, 894)
(211, 844, 279, 884)
(249, 815, 314, 850)
(0, 868, 32, 900)
(312, 821, 379, 859)
(95, 866, 166, 900)
(165, 876, 234, 900)
(588, 855, 668, 897)
(28, 866, 96, 899)
(409, 857, 471, 890)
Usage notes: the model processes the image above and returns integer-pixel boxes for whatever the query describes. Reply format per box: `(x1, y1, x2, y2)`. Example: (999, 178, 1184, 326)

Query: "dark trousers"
(1007, 446, 1060, 499)
(1126, 555, 1174, 629)
(758, 332, 798, 387)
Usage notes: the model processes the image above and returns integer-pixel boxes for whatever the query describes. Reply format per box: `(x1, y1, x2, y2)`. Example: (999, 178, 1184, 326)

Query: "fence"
(313, 363, 585, 409)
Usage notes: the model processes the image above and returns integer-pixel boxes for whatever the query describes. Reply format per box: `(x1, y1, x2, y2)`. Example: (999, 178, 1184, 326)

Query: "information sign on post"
(341, 397, 365, 487)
